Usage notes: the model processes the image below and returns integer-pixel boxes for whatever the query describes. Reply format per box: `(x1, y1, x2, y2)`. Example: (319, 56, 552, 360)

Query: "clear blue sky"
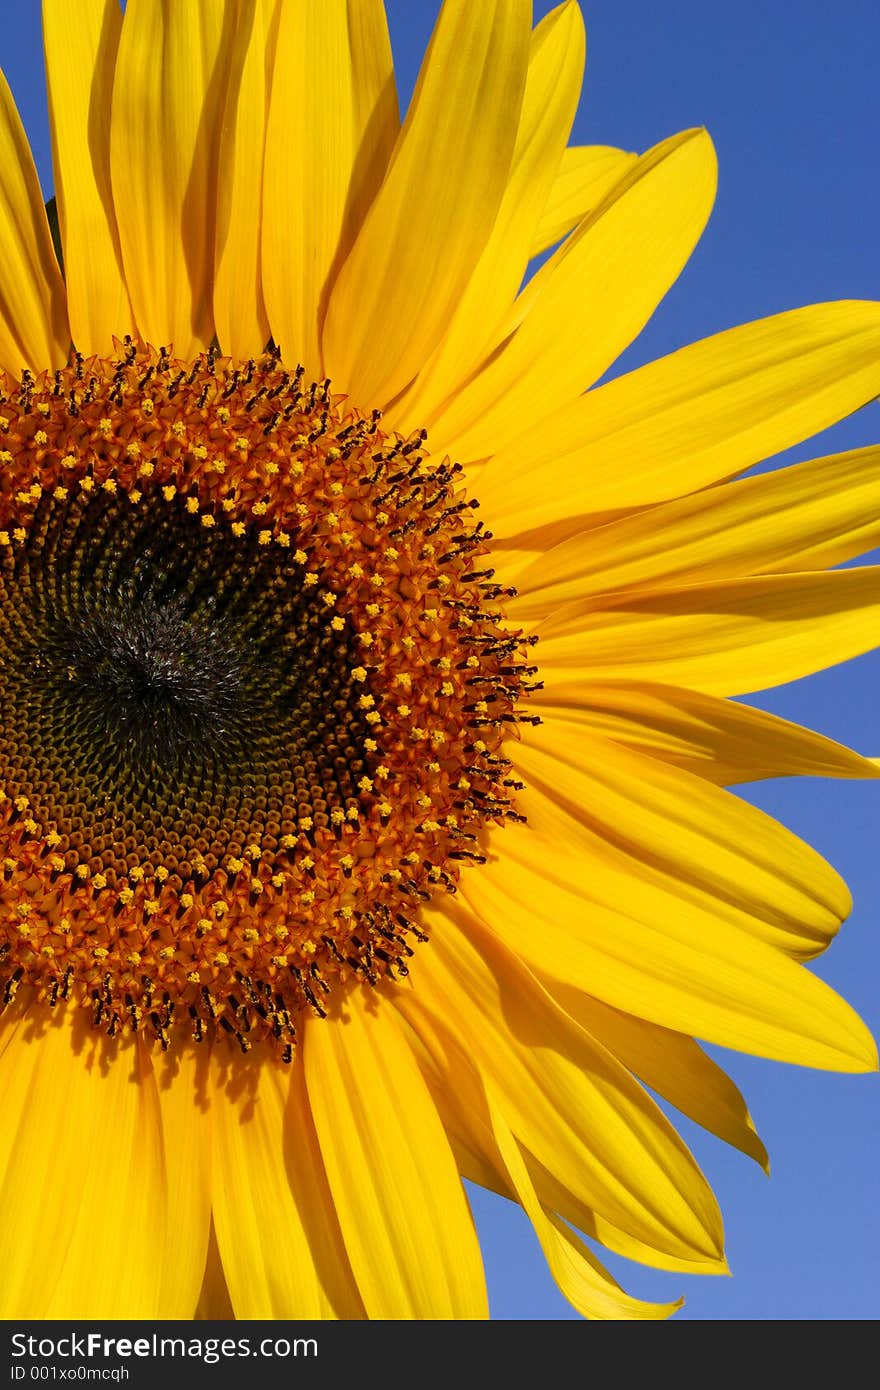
(4, 0, 878, 1322)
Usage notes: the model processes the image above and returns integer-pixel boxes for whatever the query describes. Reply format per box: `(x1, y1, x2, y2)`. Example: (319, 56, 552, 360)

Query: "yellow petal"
(510, 446, 880, 621)
(43, 0, 132, 355)
(210, 1046, 362, 1318)
(427, 128, 717, 463)
(477, 300, 880, 533)
(110, 0, 227, 355)
(546, 989, 769, 1170)
(536, 567, 880, 697)
(395, 906, 725, 1266)
(529, 144, 639, 256)
(322, 0, 531, 407)
(213, 0, 277, 360)
(0, 70, 69, 372)
(152, 1043, 212, 1315)
(404, 1007, 729, 1278)
(262, 0, 398, 377)
(304, 989, 488, 1319)
(0, 1008, 166, 1318)
(461, 826, 877, 1071)
(389, 1, 585, 430)
(528, 1158, 729, 1277)
(533, 679, 880, 786)
(486, 1094, 682, 1319)
(513, 734, 849, 961)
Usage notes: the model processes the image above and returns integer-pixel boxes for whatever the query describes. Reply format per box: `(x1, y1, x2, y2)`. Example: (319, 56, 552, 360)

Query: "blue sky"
(4, 0, 879, 1322)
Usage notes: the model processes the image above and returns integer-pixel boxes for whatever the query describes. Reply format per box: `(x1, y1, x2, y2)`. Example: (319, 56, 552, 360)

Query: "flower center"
(1, 485, 372, 877)
(0, 344, 537, 1054)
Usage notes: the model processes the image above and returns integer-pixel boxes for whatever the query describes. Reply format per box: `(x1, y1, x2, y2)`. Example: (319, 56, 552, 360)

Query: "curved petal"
(512, 728, 850, 961)
(111, 0, 230, 355)
(459, 818, 876, 1073)
(322, 0, 531, 407)
(304, 988, 488, 1319)
(427, 128, 717, 463)
(510, 446, 880, 621)
(0, 70, 69, 372)
(536, 567, 880, 697)
(213, 0, 277, 360)
(43, 0, 132, 355)
(0, 1007, 167, 1318)
(531, 679, 880, 786)
(476, 300, 880, 533)
(394, 906, 725, 1266)
(389, 1, 585, 429)
(545, 990, 769, 1171)
(210, 1043, 362, 1318)
(262, 0, 398, 377)
(529, 143, 639, 257)
(486, 1093, 682, 1319)
(398, 976, 728, 1278)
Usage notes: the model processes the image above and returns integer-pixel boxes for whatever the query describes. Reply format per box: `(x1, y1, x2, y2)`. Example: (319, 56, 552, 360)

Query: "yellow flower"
(0, 0, 877, 1322)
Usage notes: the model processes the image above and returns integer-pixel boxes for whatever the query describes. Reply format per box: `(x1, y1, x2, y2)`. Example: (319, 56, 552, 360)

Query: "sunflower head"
(0, 0, 875, 1328)
(0, 340, 537, 1052)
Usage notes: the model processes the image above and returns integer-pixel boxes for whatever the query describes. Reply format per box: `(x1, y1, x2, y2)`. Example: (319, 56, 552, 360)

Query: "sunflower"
(0, 0, 877, 1323)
